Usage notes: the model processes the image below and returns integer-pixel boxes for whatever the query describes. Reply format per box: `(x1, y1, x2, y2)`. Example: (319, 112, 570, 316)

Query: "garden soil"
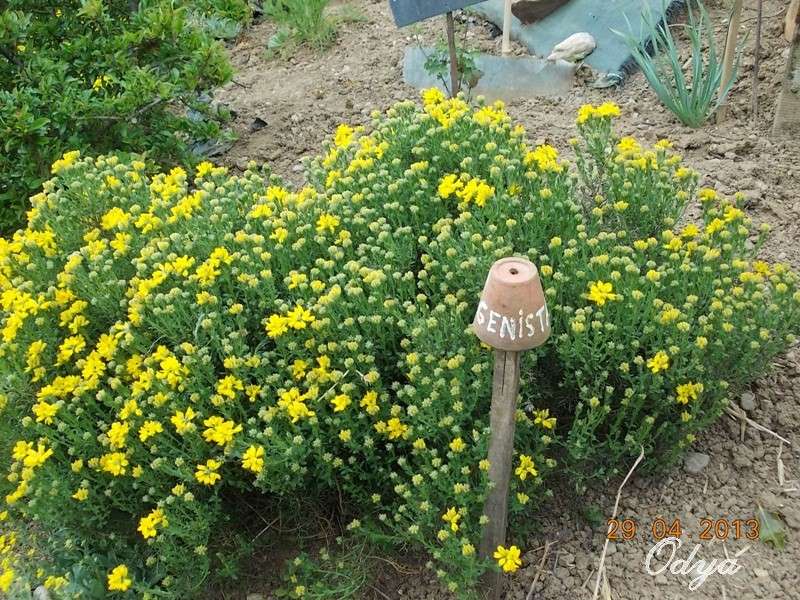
(214, 1, 800, 598)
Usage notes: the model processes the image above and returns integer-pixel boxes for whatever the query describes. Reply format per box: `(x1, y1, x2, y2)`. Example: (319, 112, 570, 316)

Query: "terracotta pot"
(473, 257, 551, 351)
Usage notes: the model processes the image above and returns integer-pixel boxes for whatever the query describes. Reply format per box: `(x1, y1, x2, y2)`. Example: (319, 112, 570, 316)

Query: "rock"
(248, 117, 268, 133)
(740, 390, 757, 411)
(33, 587, 51, 600)
(684, 451, 710, 474)
(246, 594, 265, 600)
(754, 568, 770, 578)
(547, 32, 596, 63)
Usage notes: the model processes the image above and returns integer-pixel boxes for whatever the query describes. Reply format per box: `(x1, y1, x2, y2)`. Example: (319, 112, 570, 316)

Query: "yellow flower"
(386, 417, 409, 440)
(196, 161, 214, 178)
(493, 545, 522, 573)
(202, 416, 242, 446)
(587, 281, 617, 306)
(107, 421, 129, 449)
(0, 568, 14, 593)
(107, 565, 132, 592)
(676, 382, 703, 404)
(422, 87, 445, 106)
(195, 459, 222, 485)
(242, 445, 265, 473)
(438, 174, 462, 199)
(171, 407, 196, 434)
(533, 409, 556, 430)
(442, 507, 461, 532)
(216, 375, 244, 400)
(100, 207, 130, 230)
(338, 429, 352, 442)
(360, 390, 379, 415)
(316, 213, 340, 234)
(139, 421, 163, 442)
(72, 488, 89, 502)
(334, 124, 355, 148)
(449, 437, 465, 453)
(99, 452, 128, 476)
(331, 393, 351, 413)
(456, 177, 495, 206)
(265, 314, 289, 338)
(576, 102, 620, 124)
(524, 144, 562, 172)
(286, 305, 315, 330)
(647, 351, 670, 374)
(514, 454, 538, 480)
(32, 400, 59, 424)
(137, 508, 167, 539)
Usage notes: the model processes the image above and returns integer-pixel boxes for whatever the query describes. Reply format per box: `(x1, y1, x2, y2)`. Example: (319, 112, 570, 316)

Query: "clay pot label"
(473, 257, 551, 351)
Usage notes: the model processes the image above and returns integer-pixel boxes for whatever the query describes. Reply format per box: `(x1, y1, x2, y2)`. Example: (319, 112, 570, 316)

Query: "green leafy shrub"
(0, 0, 238, 233)
(615, 0, 741, 127)
(0, 92, 798, 598)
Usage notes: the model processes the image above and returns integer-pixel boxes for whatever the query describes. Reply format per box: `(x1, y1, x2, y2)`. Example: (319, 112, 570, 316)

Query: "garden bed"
(212, 1, 800, 598)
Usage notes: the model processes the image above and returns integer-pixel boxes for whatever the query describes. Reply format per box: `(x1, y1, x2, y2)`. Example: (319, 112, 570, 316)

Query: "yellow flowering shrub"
(0, 94, 798, 598)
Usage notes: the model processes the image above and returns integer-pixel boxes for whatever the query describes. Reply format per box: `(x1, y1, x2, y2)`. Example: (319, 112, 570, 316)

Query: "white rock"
(740, 390, 756, 411)
(33, 587, 51, 600)
(547, 32, 596, 63)
(684, 451, 710, 474)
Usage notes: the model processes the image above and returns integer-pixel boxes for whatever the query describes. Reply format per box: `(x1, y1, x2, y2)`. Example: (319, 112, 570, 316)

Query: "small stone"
(684, 451, 710, 474)
(754, 568, 769, 578)
(740, 390, 757, 411)
(655, 574, 669, 585)
(246, 594, 265, 600)
(33, 587, 51, 600)
(547, 32, 596, 62)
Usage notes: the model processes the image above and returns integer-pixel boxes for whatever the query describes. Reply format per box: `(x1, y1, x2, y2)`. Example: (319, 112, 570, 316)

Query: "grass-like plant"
(264, 0, 362, 53)
(615, 0, 741, 127)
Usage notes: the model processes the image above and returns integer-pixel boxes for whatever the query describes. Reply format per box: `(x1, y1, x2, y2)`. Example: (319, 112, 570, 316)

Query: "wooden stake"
(502, 0, 513, 55)
(787, 0, 800, 42)
(752, 0, 763, 121)
(479, 350, 521, 600)
(446, 11, 460, 98)
(717, 0, 743, 123)
(772, 5, 800, 136)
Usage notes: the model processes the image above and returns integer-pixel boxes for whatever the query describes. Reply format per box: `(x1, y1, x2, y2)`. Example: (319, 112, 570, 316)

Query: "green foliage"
(614, 1, 741, 128)
(0, 0, 240, 234)
(0, 93, 798, 598)
(263, 0, 361, 53)
(276, 547, 370, 599)
(423, 43, 481, 97)
(756, 505, 787, 550)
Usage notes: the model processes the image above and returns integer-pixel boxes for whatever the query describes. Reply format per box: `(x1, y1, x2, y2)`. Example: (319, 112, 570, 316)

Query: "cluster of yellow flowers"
(0, 93, 797, 598)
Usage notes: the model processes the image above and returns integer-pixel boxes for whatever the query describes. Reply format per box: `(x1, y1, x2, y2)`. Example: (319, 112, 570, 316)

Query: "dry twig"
(725, 405, 791, 445)
(524, 541, 553, 600)
(591, 446, 645, 600)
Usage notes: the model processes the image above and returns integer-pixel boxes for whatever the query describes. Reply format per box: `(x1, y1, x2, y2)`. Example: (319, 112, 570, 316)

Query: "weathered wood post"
(716, 0, 743, 123)
(445, 11, 461, 97)
(501, 0, 513, 55)
(473, 257, 551, 599)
